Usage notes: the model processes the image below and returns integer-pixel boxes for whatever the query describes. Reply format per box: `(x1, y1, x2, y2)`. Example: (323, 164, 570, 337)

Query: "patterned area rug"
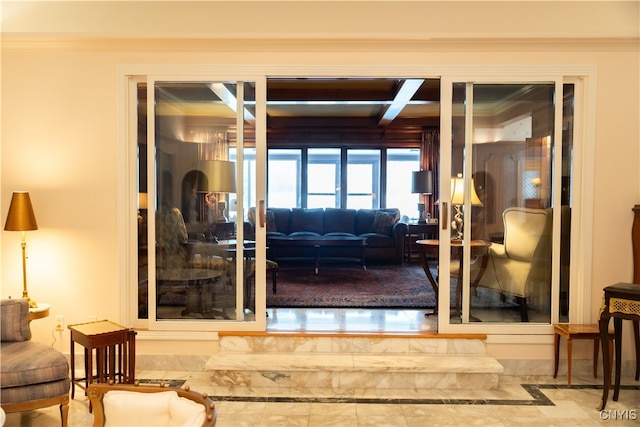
(267, 263, 436, 309)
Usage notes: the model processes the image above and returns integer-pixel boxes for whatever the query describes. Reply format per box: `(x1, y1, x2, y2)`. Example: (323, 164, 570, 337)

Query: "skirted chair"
(87, 381, 216, 426)
(474, 207, 555, 321)
(0, 299, 70, 426)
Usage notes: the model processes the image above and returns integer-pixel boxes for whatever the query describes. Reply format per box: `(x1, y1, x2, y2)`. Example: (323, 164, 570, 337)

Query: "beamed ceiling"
(142, 78, 552, 146)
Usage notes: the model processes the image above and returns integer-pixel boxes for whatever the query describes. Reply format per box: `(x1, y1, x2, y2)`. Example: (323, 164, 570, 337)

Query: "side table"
(68, 320, 136, 404)
(28, 302, 51, 322)
(552, 323, 613, 387)
(598, 282, 640, 410)
(404, 223, 438, 263)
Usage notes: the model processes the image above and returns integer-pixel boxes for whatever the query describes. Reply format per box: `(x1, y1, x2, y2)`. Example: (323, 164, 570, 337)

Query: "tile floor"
(5, 308, 639, 426)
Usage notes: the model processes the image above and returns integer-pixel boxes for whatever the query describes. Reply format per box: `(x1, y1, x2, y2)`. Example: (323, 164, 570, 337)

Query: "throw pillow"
(369, 211, 396, 235)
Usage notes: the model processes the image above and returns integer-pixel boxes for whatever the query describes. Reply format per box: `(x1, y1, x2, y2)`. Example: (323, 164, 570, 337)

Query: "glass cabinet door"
(137, 78, 265, 330)
(439, 79, 568, 330)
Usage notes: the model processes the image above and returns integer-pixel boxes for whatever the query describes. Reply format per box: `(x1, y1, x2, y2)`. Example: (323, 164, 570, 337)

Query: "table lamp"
(411, 170, 433, 223)
(199, 160, 237, 223)
(450, 173, 483, 241)
(4, 191, 39, 307)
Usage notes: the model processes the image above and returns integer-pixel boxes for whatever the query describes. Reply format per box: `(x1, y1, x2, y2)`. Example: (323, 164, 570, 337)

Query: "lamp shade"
(450, 174, 483, 206)
(4, 192, 38, 231)
(411, 170, 433, 194)
(199, 160, 237, 193)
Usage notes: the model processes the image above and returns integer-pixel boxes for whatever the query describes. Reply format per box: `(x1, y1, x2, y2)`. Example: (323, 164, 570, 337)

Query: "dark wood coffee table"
(268, 235, 367, 275)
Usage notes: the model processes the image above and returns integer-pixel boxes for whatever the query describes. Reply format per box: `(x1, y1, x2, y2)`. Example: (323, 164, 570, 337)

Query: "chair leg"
(272, 268, 278, 293)
(517, 297, 529, 322)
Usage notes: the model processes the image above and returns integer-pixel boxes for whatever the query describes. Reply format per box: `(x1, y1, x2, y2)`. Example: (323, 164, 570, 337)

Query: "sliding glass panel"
(447, 82, 562, 325)
(142, 79, 262, 328)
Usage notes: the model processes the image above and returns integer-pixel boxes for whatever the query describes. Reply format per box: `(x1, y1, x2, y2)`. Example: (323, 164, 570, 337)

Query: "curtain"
(421, 128, 440, 219)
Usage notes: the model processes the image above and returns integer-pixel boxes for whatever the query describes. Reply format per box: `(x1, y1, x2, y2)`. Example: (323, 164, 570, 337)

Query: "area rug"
(267, 263, 437, 309)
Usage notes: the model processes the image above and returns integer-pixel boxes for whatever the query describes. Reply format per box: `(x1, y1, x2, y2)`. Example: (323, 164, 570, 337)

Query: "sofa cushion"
(104, 390, 174, 426)
(355, 209, 377, 235)
(0, 340, 70, 388)
(0, 378, 70, 404)
(290, 208, 324, 234)
(269, 208, 292, 235)
(369, 211, 396, 235)
(1, 299, 31, 342)
(323, 208, 356, 234)
(168, 392, 206, 426)
(266, 211, 277, 232)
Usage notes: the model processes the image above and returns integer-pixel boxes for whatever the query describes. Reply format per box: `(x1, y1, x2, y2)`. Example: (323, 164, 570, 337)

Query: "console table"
(598, 282, 640, 410)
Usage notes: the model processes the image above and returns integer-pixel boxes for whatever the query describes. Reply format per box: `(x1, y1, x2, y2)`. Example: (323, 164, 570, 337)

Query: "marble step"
(208, 334, 503, 391)
(217, 334, 490, 355)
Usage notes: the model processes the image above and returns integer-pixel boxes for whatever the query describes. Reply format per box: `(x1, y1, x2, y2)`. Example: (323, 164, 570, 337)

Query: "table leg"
(567, 338, 573, 387)
(553, 333, 560, 378)
(593, 338, 600, 378)
(314, 244, 320, 275)
(613, 317, 623, 401)
(419, 246, 439, 316)
(70, 340, 75, 399)
(599, 312, 611, 410)
(361, 245, 367, 271)
(634, 320, 640, 381)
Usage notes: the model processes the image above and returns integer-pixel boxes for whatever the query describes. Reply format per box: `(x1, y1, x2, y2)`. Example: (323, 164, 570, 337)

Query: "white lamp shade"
(450, 175, 483, 206)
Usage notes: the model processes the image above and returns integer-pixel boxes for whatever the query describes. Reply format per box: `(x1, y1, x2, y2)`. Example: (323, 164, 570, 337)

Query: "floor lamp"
(4, 191, 39, 308)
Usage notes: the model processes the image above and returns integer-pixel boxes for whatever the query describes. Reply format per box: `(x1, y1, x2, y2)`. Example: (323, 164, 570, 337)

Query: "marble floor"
(6, 372, 639, 426)
(5, 308, 639, 426)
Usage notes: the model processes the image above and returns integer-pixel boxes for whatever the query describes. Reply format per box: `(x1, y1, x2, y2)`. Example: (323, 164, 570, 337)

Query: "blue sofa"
(255, 207, 407, 264)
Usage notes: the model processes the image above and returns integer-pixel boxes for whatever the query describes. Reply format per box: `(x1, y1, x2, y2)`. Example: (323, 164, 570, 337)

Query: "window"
(346, 149, 380, 209)
(307, 148, 341, 208)
(386, 149, 421, 220)
(267, 149, 302, 208)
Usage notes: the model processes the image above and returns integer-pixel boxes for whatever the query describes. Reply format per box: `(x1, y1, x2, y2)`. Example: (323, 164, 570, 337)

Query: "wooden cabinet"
(404, 223, 438, 263)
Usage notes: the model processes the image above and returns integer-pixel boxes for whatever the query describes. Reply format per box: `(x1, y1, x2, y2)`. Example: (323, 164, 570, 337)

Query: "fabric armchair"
(0, 299, 70, 426)
(475, 207, 553, 321)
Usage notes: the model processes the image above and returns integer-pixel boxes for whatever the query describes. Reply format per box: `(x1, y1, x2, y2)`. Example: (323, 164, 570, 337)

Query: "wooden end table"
(68, 320, 136, 404)
(553, 323, 613, 387)
(416, 239, 490, 316)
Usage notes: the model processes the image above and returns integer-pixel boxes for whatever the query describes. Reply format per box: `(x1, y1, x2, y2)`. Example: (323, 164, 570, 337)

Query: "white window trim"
(117, 64, 596, 338)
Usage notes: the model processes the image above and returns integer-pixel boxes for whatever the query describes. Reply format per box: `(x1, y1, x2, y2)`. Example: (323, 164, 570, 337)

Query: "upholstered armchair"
(87, 382, 217, 426)
(475, 207, 553, 321)
(0, 299, 70, 426)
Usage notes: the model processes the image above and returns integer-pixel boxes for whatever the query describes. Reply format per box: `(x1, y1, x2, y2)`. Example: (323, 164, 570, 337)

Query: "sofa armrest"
(391, 221, 408, 244)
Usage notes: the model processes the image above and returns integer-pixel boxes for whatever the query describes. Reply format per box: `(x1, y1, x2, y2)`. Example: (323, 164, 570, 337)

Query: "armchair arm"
(88, 381, 216, 427)
(488, 243, 507, 259)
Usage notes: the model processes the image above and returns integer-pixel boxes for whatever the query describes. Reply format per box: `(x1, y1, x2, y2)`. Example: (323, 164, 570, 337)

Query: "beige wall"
(2, 1, 639, 364)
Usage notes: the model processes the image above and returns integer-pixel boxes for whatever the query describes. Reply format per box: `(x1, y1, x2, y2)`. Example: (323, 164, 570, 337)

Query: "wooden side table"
(598, 282, 640, 410)
(404, 223, 438, 263)
(552, 323, 613, 387)
(68, 320, 136, 403)
(28, 302, 51, 321)
(416, 239, 490, 316)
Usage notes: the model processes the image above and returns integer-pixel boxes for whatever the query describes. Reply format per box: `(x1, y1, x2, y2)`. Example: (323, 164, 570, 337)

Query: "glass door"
(137, 77, 266, 331)
(439, 78, 568, 331)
